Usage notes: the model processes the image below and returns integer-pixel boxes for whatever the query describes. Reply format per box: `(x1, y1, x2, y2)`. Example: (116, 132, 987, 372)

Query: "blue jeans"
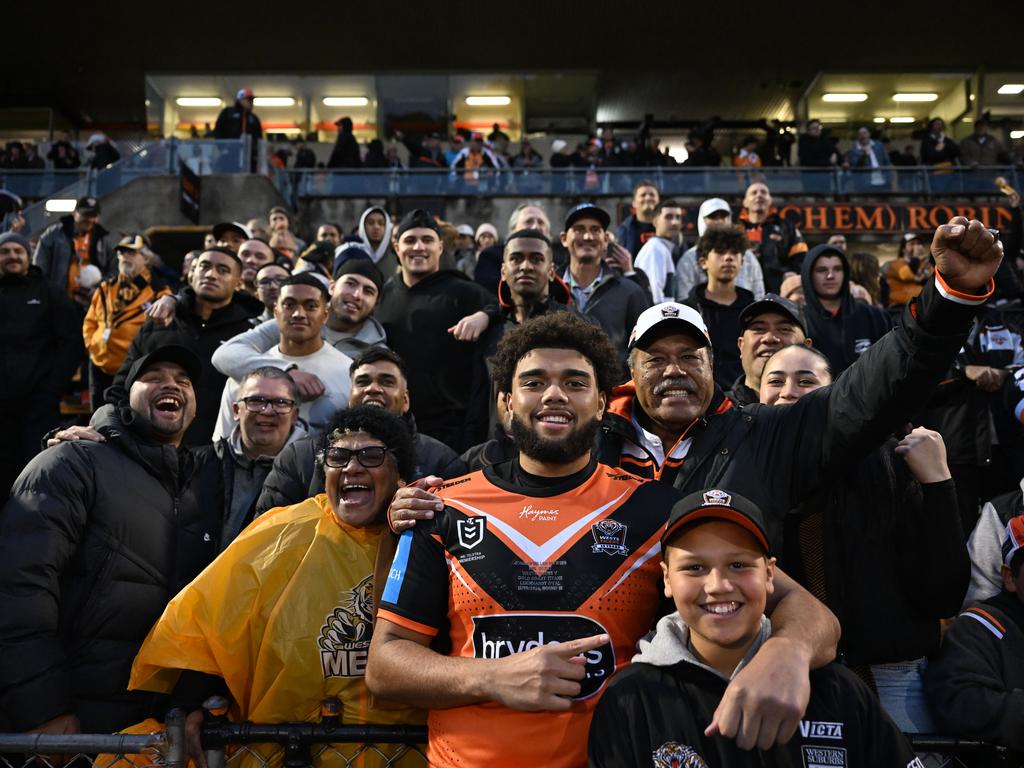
(871, 658, 936, 733)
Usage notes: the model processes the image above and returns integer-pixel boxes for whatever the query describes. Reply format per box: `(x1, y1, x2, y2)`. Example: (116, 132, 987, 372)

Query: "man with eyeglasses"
(253, 262, 291, 322)
(213, 273, 351, 442)
(128, 407, 424, 768)
(216, 366, 309, 544)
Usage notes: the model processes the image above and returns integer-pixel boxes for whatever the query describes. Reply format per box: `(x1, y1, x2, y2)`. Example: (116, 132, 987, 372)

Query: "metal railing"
(0, 723, 1016, 768)
(271, 165, 1024, 205)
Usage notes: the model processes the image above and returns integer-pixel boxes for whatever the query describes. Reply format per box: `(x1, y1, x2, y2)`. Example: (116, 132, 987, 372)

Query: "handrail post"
(164, 709, 187, 768)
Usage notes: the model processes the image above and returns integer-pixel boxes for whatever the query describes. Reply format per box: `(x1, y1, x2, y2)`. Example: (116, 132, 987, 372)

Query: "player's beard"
(508, 411, 600, 466)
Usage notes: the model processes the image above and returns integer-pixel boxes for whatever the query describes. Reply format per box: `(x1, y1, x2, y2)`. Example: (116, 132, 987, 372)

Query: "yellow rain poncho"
(128, 494, 424, 767)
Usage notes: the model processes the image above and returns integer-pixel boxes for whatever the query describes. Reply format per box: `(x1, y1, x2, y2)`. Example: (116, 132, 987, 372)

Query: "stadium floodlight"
(465, 96, 512, 106)
(176, 97, 223, 107)
(253, 97, 295, 107)
(889, 116, 916, 123)
(1011, 130, 1024, 139)
(821, 93, 868, 102)
(45, 199, 78, 213)
(998, 84, 1024, 95)
(873, 117, 887, 123)
(892, 93, 938, 102)
(323, 97, 369, 107)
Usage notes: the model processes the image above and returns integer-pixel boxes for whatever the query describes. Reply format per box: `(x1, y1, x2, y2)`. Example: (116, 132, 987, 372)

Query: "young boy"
(588, 489, 921, 767)
(924, 515, 1024, 751)
(635, 200, 685, 303)
(683, 225, 755, 389)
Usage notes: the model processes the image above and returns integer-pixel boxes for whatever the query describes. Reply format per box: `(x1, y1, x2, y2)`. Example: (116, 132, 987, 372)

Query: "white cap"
(456, 224, 474, 237)
(628, 302, 710, 350)
(697, 198, 732, 237)
(86, 133, 106, 149)
(551, 139, 568, 153)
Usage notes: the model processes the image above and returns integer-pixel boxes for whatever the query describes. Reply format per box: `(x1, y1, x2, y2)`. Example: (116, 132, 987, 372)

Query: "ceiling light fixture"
(889, 116, 916, 123)
(465, 95, 511, 106)
(892, 93, 938, 102)
(175, 97, 223, 107)
(322, 97, 369, 107)
(997, 84, 1024, 95)
(253, 97, 295, 107)
(821, 93, 868, 102)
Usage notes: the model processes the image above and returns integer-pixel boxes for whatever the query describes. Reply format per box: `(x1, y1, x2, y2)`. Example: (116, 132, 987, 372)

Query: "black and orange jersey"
(378, 458, 682, 768)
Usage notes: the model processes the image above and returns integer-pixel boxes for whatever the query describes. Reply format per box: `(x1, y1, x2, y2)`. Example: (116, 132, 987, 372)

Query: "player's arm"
(706, 566, 839, 751)
(366, 618, 607, 712)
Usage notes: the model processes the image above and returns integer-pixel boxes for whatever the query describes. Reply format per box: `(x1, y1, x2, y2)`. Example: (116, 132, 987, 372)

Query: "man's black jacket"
(0, 265, 80, 400)
(110, 289, 264, 445)
(0, 405, 222, 733)
(255, 416, 467, 515)
(597, 278, 986, 550)
(375, 270, 493, 451)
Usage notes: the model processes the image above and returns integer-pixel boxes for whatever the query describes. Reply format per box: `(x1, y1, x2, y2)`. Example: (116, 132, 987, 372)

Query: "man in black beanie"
(375, 209, 495, 451)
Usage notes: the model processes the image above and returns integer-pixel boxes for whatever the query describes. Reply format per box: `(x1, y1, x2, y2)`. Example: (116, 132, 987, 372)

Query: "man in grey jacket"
(32, 196, 117, 302)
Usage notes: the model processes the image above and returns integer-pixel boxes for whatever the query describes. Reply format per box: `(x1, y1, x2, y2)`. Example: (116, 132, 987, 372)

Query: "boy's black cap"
(739, 293, 806, 333)
(125, 345, 203, 387)
(663, 489, 771, 554)
(563, 202, 610, 231)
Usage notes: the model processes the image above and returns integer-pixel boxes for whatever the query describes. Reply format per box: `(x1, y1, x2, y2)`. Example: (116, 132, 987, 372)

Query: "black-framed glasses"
(239, 396, 296, 414)
(321, 446, 390, 469)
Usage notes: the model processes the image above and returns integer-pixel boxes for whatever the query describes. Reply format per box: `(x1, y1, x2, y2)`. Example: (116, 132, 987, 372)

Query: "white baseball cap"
(697, 198, 732, 237)
(628, 302, 710, 350)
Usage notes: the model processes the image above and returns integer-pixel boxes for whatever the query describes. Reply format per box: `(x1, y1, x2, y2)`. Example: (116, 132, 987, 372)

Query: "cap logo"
(661, 306, 680, 318)
(702, 489, 732, 506)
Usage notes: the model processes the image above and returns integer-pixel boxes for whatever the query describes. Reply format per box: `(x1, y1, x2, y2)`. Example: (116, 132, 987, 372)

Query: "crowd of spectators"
(0, 169, 1023, 767)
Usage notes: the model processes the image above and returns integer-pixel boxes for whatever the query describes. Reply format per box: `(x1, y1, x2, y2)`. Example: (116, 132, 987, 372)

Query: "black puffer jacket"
(0, 265, 80, 400)
(0, 405, 222, 733)
(255, 415, 467, 514)
(801, 244, 891, 374)
(110, 289, 264, 445)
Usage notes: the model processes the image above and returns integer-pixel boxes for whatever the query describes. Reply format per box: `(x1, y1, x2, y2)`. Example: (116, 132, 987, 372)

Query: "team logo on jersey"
(318, 575, 374, 678)
(801, 745, 847, 767)
(591, 519, 628, 556)
(799, 721, 843, 740)
(702, 489, 732, 506)
(652, 742, 707, 767)
(457, 516, 486, 550)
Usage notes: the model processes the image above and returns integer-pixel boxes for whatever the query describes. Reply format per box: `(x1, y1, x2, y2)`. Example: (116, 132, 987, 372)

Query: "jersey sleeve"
(377, 526, 450, 638)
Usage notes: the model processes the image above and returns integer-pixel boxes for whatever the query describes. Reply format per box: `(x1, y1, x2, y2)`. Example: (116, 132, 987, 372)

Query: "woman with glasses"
(128, 407, 426, 767)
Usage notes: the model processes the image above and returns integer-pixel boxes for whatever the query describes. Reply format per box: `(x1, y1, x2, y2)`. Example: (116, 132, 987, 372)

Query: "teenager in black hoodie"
(800, 244, 890, 374)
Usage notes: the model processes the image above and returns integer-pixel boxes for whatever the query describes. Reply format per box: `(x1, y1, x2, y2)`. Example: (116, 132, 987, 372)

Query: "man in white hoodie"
(634, 200, 684, 303)
(675, 198, 765, 300)
(357, 206, 398, 278)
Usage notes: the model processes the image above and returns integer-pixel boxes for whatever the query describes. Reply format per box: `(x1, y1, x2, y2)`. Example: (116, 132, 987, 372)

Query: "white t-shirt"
(213, 342, 353, 442)
(635, 236, 677, 304)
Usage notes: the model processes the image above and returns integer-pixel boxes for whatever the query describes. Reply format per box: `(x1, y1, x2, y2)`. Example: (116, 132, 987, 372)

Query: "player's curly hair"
(321, 405, 415, 480)
(491, 312, 623, 397)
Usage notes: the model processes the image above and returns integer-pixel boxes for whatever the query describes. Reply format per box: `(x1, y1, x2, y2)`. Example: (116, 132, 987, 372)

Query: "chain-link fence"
(1, 719, 1018, 768)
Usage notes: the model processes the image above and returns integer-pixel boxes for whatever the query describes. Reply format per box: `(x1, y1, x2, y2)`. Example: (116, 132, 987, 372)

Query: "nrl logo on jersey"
(591, 519, 628, 556)
(318, 575, 374, 678)
(652, 742, 707, 767)
(457, 516, 486, 550)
